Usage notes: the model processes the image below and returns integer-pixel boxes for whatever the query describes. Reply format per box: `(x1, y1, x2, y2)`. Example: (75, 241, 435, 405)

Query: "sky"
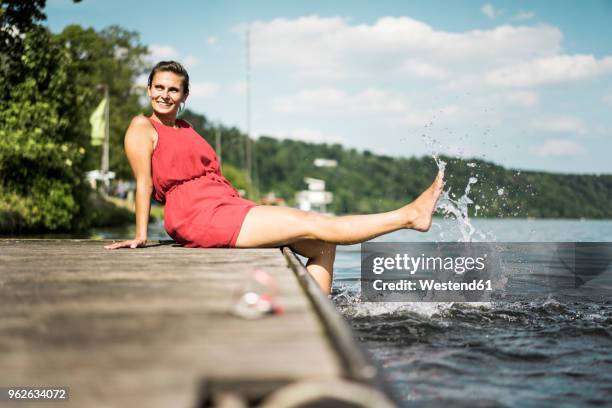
(45, 0, 612, 174)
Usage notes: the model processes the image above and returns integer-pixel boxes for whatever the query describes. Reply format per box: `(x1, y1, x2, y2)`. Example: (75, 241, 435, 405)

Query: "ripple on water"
(332, 285, 612, 407)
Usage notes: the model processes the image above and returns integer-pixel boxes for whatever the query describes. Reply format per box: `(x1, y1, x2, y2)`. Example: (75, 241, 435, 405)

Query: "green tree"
(0, 23, 85, 230)
(55, 24, 148, 178)
(0, 1, 145, 232)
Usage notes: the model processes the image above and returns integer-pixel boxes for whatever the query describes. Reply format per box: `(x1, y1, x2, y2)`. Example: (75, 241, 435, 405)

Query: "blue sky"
(46, 0, 612, 174)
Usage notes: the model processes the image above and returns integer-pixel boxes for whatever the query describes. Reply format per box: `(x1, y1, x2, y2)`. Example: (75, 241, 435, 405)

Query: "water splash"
(430, 153, 485, 241)
(420, 126, 496, 242)
(333, 282, 490, 318)
(422, 134, 446, 174)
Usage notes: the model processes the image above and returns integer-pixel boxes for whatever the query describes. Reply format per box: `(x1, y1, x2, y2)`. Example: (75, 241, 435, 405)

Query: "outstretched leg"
(235, 172, 443, 248)
(235, 172, 443, 294)
(290, 239, 336, 295)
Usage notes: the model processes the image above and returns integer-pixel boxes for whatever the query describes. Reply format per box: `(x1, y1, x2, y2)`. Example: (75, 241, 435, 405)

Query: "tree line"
(181, 110, 612, 219)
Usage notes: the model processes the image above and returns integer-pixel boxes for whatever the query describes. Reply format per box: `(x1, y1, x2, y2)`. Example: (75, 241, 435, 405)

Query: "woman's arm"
(105, 116, 155, 250)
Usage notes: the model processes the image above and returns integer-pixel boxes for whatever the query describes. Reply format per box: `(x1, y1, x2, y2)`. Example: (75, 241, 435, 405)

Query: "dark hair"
(147, 61, 190, 95)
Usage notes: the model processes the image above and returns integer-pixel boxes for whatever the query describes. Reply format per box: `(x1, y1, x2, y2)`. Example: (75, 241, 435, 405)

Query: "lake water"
(97, 218, 612, 407)
(332, 219, 612, 408)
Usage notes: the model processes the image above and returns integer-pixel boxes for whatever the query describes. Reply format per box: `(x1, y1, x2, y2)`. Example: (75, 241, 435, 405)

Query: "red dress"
(149, 117, 257, 247)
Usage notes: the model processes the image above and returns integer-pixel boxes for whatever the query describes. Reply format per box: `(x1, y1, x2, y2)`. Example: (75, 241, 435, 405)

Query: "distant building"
(296, 177, 333, 214)
(86, 170, 115, 191)
(314, 158, 338, 168)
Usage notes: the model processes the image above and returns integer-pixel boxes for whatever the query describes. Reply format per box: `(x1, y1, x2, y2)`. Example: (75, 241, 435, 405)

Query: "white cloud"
(230, 81, 247, 94)
(531, 116, 588, 135)
(398, 60, 449, 80)
(274, 87, 409, 114)
(513, 10, 535, 21)
(481, 4, 501, 19)
(399, 105, 460, 127)
(148, 45, 200, 69)
(223, 15, 612, 173)
(532, 139, 586, 156)
(443, 142, 480, 158)
(189, 82, 220, 98)
(148, 44, 179, 61)
(485, 55, 612, 87)
(207, 36, 218, 45)
(504, 90, 539, 107)
(258, 127, 346, 144)
(248, 16, 562, 81)
(247, 16, 612, 94)
(287, 128, 345, 143)
(183, 55, 199, 68)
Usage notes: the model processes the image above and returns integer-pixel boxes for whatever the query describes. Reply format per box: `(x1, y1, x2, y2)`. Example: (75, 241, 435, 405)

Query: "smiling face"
(147, 71, 188, 119)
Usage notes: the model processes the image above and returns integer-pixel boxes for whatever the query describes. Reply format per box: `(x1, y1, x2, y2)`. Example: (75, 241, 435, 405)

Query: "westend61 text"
(373, 279, 493, 292)
(372, 254, 486, 274)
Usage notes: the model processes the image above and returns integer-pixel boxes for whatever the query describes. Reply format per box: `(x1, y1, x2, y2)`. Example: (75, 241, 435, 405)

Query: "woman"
(105, 61, 444, 295)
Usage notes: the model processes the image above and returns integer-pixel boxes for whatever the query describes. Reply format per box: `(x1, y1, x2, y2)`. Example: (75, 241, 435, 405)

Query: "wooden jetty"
(0, 239, 395, 407)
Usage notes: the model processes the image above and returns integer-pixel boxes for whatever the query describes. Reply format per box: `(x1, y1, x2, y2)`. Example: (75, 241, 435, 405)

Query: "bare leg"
(235, 172, 443, 247)
(290, 239, 336, 295)
(235, 172, 443, 293)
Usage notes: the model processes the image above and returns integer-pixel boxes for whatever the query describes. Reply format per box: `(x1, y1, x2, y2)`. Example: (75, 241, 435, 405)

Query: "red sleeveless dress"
(148, 117, 257, 247)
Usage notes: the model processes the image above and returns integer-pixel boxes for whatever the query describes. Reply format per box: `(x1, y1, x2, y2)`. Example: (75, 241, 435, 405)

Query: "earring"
(179, 101, 186, 113)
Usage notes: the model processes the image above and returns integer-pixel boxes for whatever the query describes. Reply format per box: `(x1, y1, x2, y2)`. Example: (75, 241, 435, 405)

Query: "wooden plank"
(0, 240, 343, 407)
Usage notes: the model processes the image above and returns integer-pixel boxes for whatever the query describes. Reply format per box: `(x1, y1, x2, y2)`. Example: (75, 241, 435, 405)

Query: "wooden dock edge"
(281, 247, 398, 407)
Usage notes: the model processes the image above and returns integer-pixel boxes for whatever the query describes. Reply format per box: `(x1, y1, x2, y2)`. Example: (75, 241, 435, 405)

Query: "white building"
(313, 158, 338, 168)
(296, 177, 333, 214)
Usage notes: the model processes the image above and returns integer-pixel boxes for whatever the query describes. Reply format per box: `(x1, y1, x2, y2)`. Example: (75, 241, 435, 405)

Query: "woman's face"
(147, 71, 188, 117)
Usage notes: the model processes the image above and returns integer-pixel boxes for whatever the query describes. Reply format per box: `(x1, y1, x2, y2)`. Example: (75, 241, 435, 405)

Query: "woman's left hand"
(104, 238, 147, 250)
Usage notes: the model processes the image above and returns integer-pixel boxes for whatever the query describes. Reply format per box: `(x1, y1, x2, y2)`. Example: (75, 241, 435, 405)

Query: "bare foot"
(404, 171, 444, 232)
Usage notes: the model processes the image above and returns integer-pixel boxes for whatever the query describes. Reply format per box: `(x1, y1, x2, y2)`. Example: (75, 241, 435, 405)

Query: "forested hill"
(181, 110, 612, 219)
(182, 111, 612, 218)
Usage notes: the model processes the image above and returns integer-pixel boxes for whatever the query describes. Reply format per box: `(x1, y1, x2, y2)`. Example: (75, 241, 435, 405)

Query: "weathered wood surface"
(0, 239, 343, 407)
